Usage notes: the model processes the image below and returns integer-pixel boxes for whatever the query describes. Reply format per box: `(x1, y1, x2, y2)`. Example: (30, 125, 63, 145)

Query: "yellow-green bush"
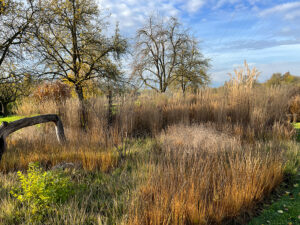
(10, 162, 74, 222)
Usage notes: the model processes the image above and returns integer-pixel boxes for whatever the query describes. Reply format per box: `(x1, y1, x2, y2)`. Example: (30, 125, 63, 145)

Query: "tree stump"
(0, 114, 67, 161)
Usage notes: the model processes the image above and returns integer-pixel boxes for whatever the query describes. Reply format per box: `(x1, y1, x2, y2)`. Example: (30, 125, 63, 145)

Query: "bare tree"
(132, 16, 209, 93)
(174, 38, 210, 93)
(31, 0, 127, 130)
(132, 16, 190, 92)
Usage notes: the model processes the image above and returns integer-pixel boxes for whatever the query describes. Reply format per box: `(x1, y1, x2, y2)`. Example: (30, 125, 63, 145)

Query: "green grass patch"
(293, 123, 300, 142)
(0, 115, 40, 124)
(0, 116, 27, 123)
(249, 174, 300, 225)
(0, 115, 41, 129)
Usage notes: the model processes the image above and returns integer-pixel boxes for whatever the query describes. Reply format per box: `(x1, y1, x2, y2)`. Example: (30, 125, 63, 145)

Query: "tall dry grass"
(16, 85, 297, 139)
(4, 78, 296, 172)
(128, 125, 290, 225)
(1, 124, 119, 172)
(12, 61, 297, 145)
(0, 64, 298, 224)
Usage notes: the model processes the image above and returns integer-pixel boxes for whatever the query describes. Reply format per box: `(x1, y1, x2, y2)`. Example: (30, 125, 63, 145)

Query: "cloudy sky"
(98, 0, 300, 87)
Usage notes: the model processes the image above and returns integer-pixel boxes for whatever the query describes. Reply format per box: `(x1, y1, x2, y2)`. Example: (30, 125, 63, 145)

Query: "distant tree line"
(265, 72, 300, 87)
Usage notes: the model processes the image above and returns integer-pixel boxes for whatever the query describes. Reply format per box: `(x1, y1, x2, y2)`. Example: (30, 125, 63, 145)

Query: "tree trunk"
(0, 114, 67, 161)
(182, 84, 186, 95)
(107, 88, 113, 127)
(0, 122, 8, 161)
(3, 102, 9, 117)
(75, 85, 88, 131)
(181, 75, 186, 94)
(0, 102, 3, 116)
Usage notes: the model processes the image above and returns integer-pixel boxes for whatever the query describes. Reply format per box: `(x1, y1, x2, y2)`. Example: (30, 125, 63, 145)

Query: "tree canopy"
(32, 0, 127, 99)
(0, 0, 35, 70)
(30, 0, 127, 128)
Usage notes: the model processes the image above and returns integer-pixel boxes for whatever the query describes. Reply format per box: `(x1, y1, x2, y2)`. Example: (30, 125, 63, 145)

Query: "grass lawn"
(249, 174, 300, 225)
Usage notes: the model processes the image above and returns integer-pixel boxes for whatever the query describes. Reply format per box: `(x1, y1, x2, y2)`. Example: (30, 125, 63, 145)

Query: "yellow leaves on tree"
(0, 0, 6, 14)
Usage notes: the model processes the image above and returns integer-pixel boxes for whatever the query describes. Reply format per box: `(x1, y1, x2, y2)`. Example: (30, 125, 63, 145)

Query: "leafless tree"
(132, 16, 209, 93)
(174, 38, 210, 93)
(132, 16, 189, 92)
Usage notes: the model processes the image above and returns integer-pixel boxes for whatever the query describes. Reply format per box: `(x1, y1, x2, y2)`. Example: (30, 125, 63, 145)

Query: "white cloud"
(214, 0, 240, 9)
(284, 9, 300, 20)
(97, 0, 208, 35)
(184, 0, 206, 13)
(248, 0, 260, 5)
(281, 26, 291, 33)
(98, 0, 175, 32)
(259, 1, 300, 17)
(211, 0, 265, 11)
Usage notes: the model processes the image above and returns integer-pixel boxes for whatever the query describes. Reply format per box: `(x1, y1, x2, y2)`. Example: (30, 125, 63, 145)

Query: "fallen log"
(0, 114, 67, 161)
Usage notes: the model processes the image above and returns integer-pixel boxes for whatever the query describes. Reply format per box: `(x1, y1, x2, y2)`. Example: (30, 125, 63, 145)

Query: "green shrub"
(10, 162, 74, 222)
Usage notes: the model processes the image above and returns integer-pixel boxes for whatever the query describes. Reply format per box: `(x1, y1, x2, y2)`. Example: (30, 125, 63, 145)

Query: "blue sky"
(98, 0, 300, 86)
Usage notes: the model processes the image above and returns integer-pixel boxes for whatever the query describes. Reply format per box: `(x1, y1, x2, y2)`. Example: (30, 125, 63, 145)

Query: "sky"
(97, 0, 300, 87)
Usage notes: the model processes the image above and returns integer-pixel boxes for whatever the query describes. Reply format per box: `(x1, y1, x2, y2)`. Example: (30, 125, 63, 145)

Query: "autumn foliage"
(33, 81, 71, 103)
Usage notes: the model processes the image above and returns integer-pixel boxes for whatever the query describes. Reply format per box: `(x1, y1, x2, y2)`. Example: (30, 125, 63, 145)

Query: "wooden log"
(0, 114, 67, 161)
